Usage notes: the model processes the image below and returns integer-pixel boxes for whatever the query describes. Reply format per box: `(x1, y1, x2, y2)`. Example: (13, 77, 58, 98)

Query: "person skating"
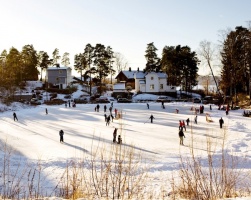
(59, 130, 64, 143)
(114, 108, 118, 118)
(186, 118, 190, 126)
(96, 104, 100, 112)
(45, 108, 48, 115)
(104, 114, 107, 121)
(182, 120, 186, 131)
(111, 114, 114, 122)
(179, 129, 185, 145)
(210, 104, 212, 110)
(147, 103, 149, 109)
(104, 105, 107, 112)
(149, 114, 155, 123)
(194, 115, 197, 124)
(113, 128, 117, 143)
(117, 135, 122, 144)
(106, 115, 111, 126)
(179, 120, 183, 130)
(13, 112, 18, 121)
(219, 117, 224, 128)
(109, 106, 112, 114)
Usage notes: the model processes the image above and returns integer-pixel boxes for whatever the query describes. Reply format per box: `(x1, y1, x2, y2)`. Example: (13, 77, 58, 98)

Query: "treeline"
(0, 25, 250, 98)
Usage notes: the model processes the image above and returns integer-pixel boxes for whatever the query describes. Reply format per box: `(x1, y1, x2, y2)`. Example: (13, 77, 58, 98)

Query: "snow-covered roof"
(47, 67, 72, 70)
(122, 70, 137, 79)
(134, 71, 146, 79)
(146, 72, 167, 78)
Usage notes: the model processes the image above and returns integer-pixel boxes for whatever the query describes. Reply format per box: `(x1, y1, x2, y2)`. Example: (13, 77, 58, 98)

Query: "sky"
(0, 84, 250, 198)
(0, 0, 251, 75)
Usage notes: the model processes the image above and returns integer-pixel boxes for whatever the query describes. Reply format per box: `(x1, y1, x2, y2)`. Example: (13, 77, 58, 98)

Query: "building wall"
(46, 68, 72, 89)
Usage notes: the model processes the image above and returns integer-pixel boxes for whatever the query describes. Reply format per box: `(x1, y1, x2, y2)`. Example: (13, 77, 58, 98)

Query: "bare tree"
(114, 52, 128, 73)
(198, 40, 222, 97)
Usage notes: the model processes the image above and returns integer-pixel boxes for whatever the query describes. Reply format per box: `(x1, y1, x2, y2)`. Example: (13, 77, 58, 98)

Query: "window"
(160, 84, 163, 89)
(150, 84, 154, 90)
(151, 76, 154, 80)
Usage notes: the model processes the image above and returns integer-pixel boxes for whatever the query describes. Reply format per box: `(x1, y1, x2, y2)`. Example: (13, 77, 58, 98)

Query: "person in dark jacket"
(147, 103, 149, 109)
(59, 130, 64, 143)
(113, 128, 117, 143)
(186, 118, 190, 126)
(45, 108, 48, 115)
(149, 114, 155, 123)
(96, 104, 100, 112)
(106, 115, 111, 126)
(104, 105, 107, 112)
(104, 114, 107, 121)
(13, 112, 18, 121)
(117, 135, 122, 144)
(179, 129, 185, 145)
(219, 117, 224, 128)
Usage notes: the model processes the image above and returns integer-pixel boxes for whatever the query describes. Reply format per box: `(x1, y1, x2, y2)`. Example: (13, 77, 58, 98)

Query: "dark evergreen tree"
(161, 45, 199, 93)
(20, 45, 39, 81)
(74, 53, 88, 81)
(38, 51, 52, 81)
(221, 26, 251, 99)
(144, 42, 161, 72)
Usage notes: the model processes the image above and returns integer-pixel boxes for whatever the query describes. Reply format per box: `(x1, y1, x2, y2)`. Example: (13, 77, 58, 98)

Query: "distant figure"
(210, 104, 212, 110)
(194, 115, 198, 124)
(117, 135, 122, 144)
(113, 128, 117, 143)
(186, 118, 190, 126)
(65, 102, 67, 108)
(179, 129, 185, 145)
(106, 115, 111, 126)
(96, 104, 100, 112)
(176, 109, 179, 114)
(59, 130, 64, 143)
(219, 117, 224, 128)
(68, 100, 71, 107)
(109, 106, 112, 114)
(45, 108, 48, 115)
(111, 102, 113, 107)
(111, 114, 114, 122)
(104, 114, 107, 121)
(114, 108, 118, 118)
(226, 104, 229, 115)
(182, 120, 186, 131)
(149, 114, 155, 123)
(104, 105, 107, 112)
(147, 103, 149, 109)
(161, 101, 165, 109)
(13, 112, 18, 121)
(179, 120, 183, 130)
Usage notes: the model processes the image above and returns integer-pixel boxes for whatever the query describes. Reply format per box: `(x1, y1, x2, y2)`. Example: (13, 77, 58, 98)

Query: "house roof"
(47, 67, 72, 70)
(145, 72, 167, 78)
(134, 71, 146, 79)
(121, 70, 137, 79)
(139, 80, 145, 84)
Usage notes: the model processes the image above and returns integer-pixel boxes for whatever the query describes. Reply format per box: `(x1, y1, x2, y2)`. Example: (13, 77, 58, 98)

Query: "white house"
(46, 67, 72, 89)
(134, 71, 176, 94)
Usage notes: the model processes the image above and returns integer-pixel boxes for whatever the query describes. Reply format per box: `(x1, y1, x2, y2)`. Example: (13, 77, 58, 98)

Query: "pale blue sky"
(0, 0, 250, 75)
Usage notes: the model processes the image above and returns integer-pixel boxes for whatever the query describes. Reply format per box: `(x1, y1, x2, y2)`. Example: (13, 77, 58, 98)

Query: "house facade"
(115, 69, 176, 96)
(46, 67, 72, 89)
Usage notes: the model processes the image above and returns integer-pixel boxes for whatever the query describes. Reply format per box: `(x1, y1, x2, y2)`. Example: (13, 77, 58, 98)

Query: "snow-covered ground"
(0, 95, 251, 199)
